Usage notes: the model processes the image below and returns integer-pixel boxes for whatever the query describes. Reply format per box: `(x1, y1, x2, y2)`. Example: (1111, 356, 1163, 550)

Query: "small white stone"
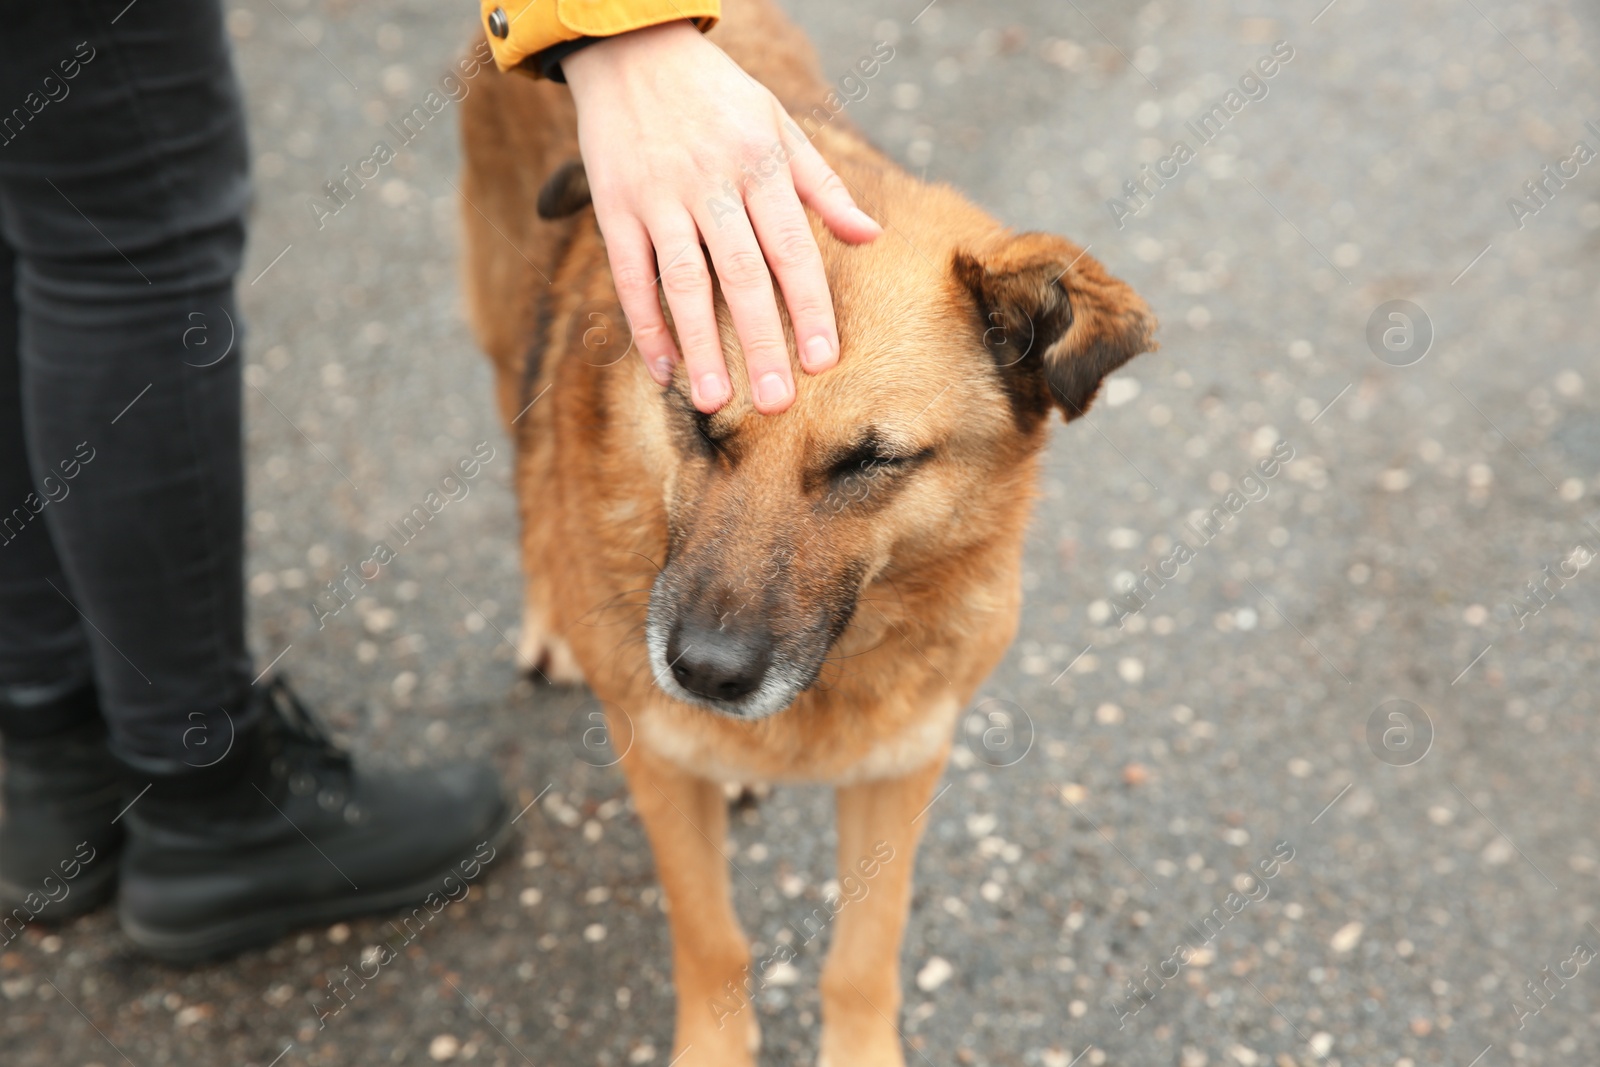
(364, 607, 397, 634)
(519, 887, 542, 907)
(891, 82, 922, 109)
(1379, 469, 1412, 492)
(1329, 921, 1364, 954)
(1104, 378, 1142, 407)
(1107, 526, 1141, 549)
(764, 961, 801, 986)
(915, 956, 954, 991)
(428, 1034, 460, 1061)
(584, 923, 607, 942)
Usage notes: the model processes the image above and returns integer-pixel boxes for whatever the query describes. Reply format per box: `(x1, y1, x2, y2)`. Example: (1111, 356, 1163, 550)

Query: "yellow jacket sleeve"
(481, 0, 721, 75)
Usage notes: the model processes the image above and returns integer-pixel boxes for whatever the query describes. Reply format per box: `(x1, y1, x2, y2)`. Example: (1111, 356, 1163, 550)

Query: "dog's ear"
(537, 159, 592, 220)
(953, 233, 1156, 423)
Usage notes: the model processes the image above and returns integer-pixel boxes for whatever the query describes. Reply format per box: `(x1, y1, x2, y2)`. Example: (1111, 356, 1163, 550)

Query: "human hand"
(561, 20, 883, 414)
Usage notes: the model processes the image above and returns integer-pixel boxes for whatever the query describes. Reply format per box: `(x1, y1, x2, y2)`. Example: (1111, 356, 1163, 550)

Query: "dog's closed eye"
(828, 441, 934, 481)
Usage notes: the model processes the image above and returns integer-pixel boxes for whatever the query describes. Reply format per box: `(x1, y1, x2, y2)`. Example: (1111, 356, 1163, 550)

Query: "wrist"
(561, 19, 701, 93)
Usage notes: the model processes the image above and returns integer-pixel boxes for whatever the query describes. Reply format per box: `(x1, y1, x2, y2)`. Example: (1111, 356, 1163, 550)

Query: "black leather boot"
(0, 681, 125, 931)
(117, 678, 511, 963)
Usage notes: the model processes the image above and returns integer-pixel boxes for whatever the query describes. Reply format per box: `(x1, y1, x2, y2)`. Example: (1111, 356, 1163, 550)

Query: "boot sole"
(118, 815, 514, 964)
(0, 856, 120, 925)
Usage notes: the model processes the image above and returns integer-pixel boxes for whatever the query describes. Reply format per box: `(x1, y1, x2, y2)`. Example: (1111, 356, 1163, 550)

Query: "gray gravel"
(6, 0, 1600, 1065)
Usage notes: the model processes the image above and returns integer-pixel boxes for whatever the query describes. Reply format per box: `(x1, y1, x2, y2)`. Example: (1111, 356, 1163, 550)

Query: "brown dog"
(459, 2, 1155, 1062)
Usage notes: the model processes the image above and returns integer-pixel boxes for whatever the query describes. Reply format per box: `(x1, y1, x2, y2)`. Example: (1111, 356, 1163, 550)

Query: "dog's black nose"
(666, 622, 771, 703)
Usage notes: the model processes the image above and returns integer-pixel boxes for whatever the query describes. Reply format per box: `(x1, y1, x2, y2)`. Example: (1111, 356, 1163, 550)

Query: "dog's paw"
(517, 621, 584, 685)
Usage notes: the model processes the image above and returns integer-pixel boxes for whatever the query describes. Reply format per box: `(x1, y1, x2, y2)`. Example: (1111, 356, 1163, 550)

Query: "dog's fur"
(459, 2, 1154, 1062)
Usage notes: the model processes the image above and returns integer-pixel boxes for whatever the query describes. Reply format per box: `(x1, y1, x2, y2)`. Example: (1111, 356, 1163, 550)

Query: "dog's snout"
(666, 620, 772, 704)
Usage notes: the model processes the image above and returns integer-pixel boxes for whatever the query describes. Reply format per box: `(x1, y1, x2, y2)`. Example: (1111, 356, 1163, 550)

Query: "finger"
(786, 133, 883, 244)
(647, 218, 730, 412)
(744, 177, 838, 375)
(596, 213, 678, 384)
(695, 203, 795, 414)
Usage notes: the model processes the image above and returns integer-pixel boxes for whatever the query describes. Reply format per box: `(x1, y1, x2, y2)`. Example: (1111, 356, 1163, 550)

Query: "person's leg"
(0, 229, 124, 926)
(0, 0, 253, 766)
(0, 239, 96, 700)
(0, 1, 510, 959)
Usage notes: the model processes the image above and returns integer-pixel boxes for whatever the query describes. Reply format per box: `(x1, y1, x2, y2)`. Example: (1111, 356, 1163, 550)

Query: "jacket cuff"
(482, 0, 721, 77)
(525, 36, 602, 84)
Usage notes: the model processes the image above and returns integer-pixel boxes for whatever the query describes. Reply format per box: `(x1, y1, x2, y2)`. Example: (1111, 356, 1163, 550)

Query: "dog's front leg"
(820, 756, 947, 1067)
(620, 745, 759, 1065)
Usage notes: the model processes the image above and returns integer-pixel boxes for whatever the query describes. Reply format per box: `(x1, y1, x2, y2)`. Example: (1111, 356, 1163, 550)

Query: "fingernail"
(803, 335, 836, 371)
(651, 357, 674, 383)
(756, 372, 790, 408)
(696, 373, 727, 407)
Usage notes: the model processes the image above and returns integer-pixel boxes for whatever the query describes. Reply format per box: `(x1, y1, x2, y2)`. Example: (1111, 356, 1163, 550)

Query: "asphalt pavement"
(6, 0, 1600, 1065)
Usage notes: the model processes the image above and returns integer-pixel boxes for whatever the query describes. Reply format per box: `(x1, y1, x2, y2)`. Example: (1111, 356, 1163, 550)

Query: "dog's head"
(636, 182, 1156, 718)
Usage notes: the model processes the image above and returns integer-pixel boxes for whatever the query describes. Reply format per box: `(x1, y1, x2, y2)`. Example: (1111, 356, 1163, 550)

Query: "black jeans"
(0, 0, 255, 767)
